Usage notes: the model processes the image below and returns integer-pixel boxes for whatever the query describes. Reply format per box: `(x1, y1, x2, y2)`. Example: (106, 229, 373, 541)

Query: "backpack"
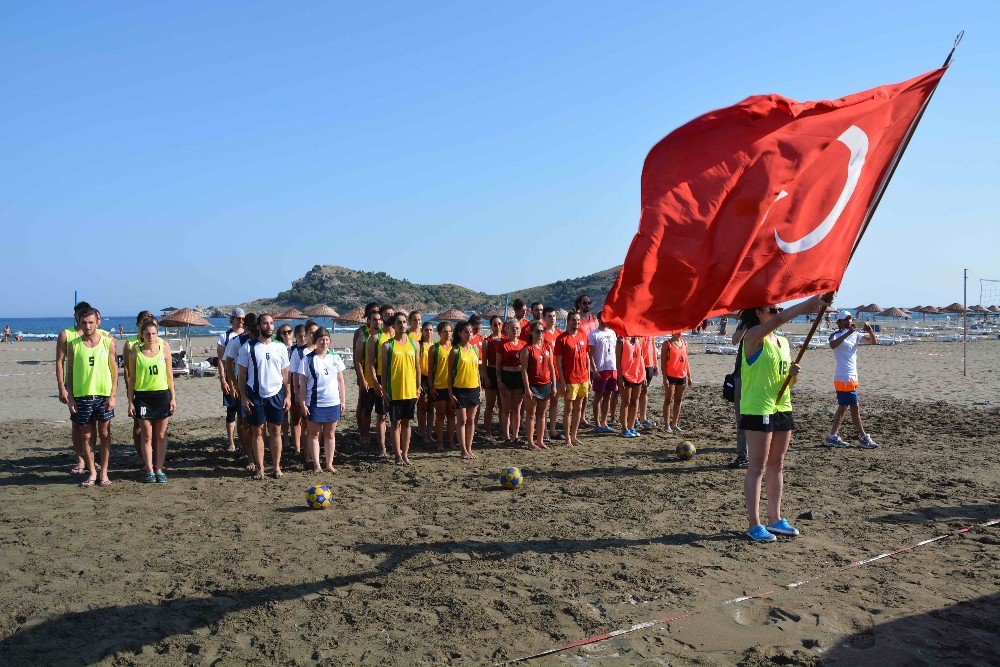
(722, 340, 742, 402)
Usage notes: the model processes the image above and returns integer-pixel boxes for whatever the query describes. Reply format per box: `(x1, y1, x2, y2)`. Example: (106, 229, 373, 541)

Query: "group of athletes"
(211, 295, 695, 472)
(55, 289, 879, 542)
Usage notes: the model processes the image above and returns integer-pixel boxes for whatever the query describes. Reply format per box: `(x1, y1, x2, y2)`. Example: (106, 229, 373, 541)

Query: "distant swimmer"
(127, 317, 175, 483)
(66, 306, 118, 488)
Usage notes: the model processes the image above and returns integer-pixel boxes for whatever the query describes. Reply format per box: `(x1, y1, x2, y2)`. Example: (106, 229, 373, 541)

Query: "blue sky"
(2, 1, 998, 316)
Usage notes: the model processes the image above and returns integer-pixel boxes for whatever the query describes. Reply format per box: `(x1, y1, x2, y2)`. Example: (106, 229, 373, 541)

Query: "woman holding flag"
(740, 292, 832, 543)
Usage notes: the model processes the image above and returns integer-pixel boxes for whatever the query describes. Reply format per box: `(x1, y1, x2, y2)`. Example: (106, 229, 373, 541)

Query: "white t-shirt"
(237, 340, 290, 398)
(289, 345, 310, 376)
(217, 328, 239, 351)
(298, 351, 347, 407)
(224, 334, 247, 363)
(830, 330, 863, 383)
(588, 328, 618, 371)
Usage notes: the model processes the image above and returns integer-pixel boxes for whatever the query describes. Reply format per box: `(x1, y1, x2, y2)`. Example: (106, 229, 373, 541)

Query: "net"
(980, 279, 1000, 307)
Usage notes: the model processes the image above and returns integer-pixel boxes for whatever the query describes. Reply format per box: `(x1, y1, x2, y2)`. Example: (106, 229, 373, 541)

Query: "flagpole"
(776, 33, 962, 401)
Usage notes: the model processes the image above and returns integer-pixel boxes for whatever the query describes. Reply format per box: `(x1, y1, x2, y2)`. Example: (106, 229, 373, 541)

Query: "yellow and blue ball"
(306, 484, 332, 510)
(498, 466, 524, 490)
(676, 441, 697, 461)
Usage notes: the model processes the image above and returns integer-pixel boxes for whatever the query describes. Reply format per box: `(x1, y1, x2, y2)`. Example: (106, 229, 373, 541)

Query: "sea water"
(0, 316, 359, 340)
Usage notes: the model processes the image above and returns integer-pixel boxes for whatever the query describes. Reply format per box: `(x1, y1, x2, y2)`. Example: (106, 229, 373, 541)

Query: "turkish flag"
(602, 68, 946, 336)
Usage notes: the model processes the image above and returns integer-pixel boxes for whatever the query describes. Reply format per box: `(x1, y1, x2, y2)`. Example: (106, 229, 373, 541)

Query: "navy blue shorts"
(223, 392, 238, 409)
(71, 395, 115, 425)
(836, 390, 859, 406)
(246, 388, 286, 426)
(308, 404, 341, 424)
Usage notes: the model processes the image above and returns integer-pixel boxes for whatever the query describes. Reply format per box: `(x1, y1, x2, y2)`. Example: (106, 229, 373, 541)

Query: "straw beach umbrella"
(481, 306, 514, 319)
(880, 307, 910, 320)
(335, 307, 365, 325)
(303, 304, 340, 318)
(943, 302, 965, 314)
(276, 307, 307, 321)
(434, 308, 468, 323)
(160, 307, 212, 355)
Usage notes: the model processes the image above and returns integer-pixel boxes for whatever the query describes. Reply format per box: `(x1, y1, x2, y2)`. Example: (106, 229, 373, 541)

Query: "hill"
(209, 264, 622, 315)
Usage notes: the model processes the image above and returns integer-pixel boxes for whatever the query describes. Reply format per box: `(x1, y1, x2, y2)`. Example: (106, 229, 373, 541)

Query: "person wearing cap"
(217, 308, 246, 452)
(826, 310, 879, 449)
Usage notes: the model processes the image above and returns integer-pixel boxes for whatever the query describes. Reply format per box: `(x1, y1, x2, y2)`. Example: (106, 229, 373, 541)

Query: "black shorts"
(645, 367, 656, 384)
(666, 375, 687, 386)
(360, 387, 386, 415)
(485, 366, 499, 391)
(740, 411, 795, 433)
(623, 379, 644, 388)
(453, 387, 481, 409)
(421, 376, 430, 393)
(501, 369, 524, 392)
(134, 390, 172, 420)
(389, 398, 416, 422)
(529, 383, 553, 401)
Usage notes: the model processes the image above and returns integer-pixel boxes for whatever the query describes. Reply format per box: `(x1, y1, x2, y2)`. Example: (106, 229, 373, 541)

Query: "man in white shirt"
(826, 310, 879, 449)
(217, 308, 245, 452)
(237, 314, 291, 478)
(588, 312, 618, 433)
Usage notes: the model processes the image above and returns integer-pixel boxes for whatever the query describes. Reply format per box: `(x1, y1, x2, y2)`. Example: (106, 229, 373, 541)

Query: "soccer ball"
(498, 466, 524, 490)
(306, 484, 332, 509)
(676, 441, 696, 461)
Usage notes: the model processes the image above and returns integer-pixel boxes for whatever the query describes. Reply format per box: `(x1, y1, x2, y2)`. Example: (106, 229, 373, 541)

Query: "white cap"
(835, 309, 853, 321)
(230, 307, 246, 317)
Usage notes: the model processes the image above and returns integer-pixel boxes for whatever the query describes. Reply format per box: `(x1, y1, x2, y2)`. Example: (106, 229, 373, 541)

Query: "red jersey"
(517, 317, 532, 343)
(641, 336, 657, 368)
(524, 342, 553, 386)
(469, 332, 484, 360)
(483, 335, 503, 367)
(664, 339, 689, 379)
(555, 330, 590, 384)
(579, 313, 598, 337)
(499, 338, 526, 367)
(620, 337, 645, 384)
(543, 327, 562, 346)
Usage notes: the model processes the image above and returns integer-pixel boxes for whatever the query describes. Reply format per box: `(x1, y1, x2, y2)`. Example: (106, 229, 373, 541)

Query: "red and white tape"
(497, 518, 998, 665)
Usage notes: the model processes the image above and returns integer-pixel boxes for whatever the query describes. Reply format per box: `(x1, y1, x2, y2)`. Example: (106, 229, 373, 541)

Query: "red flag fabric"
(602, 68, 946, 336)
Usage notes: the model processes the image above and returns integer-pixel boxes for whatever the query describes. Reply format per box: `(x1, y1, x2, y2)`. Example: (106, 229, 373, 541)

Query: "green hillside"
(218, 264, 622, 314)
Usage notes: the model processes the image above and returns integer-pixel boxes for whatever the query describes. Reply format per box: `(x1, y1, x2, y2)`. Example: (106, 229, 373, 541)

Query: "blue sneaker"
(620, 429, 632, 438)
(629, 429, 641, 437)
(746, 525, 777, 542)
(767, 519, 800, 536)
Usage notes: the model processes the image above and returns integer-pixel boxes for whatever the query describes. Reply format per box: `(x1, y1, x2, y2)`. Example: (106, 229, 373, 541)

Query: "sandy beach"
(0, 328, 997, 665)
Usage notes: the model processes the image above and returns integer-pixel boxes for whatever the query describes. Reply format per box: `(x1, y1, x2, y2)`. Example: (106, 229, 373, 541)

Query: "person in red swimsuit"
(541, 306, 563, 441)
